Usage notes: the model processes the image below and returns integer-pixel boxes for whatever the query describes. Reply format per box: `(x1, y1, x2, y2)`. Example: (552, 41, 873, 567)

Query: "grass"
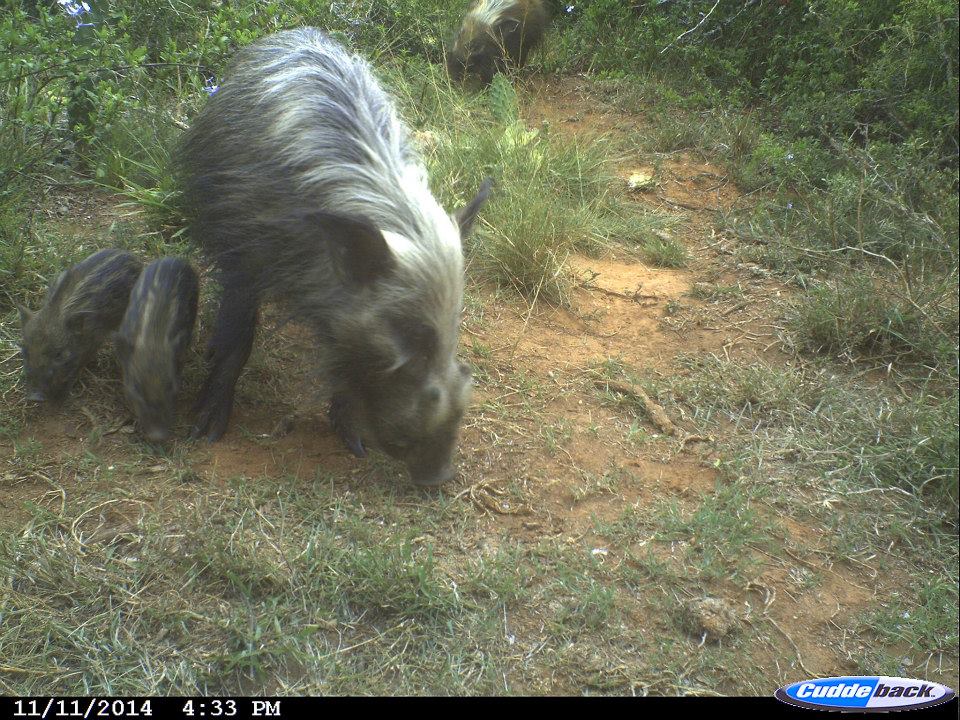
(864, 578, 960, 655)
(0, 463, 760, 695)
(0, 475, 493, 694)
(385, 68, 643, 303)
(656, 483, 775, 582)
(653, 354, 958, 511)
(720, 140, 958, 384)
(786, 272, 958, 375)
(612, 349, 959, 683)
(639, 235, 689, 269)
(689, 282, 744, 302)
(597, 481, 775, 584)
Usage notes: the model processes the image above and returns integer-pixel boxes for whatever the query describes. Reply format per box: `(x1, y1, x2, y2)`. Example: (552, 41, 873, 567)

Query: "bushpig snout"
(407, 456, 456, 487)
(386, 365, 472, 488)
(402, 421, 463, 487)
(142, 423, 173, 444)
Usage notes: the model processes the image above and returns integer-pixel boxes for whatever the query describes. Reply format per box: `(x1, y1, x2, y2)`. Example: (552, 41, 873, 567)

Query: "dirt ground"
(2, 76, 956, 695)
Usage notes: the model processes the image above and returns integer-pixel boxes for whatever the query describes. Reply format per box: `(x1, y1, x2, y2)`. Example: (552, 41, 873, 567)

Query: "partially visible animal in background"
(17, 248, 142, 404)
(447, 0, 549, 86)
(115, 257, 199, 443)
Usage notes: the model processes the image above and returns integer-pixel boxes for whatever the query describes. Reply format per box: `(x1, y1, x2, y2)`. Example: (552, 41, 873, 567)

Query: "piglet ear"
(64, 311, 88, 334)
(15, 301, 33, 326)
(455, 177, 494, 237)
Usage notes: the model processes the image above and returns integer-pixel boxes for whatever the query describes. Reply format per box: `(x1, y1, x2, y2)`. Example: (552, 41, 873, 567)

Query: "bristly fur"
(176, 29, 491, 485)
(469, 0, 525, 29)
(18, 248, 142, 404)
(47, 249, 141, 319)
(116, 257, 199, 442)
(447, 0, 548, 86)
(179, 28, 463, 362)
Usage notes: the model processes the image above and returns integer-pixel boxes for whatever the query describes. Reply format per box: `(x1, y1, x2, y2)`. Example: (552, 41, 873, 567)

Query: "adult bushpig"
(447, 0, 548, 86)
(176, 28, 491, 486)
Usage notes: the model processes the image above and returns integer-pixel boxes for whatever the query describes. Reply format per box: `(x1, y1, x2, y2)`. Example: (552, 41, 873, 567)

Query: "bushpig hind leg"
(191, 272, 259, 441)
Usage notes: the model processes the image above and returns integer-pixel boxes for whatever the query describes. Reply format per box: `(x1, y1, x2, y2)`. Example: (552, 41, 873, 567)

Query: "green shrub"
(788, 273, 958, 375)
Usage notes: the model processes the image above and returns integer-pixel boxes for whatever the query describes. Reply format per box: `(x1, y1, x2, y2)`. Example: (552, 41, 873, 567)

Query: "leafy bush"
(549, 0, 958, 157)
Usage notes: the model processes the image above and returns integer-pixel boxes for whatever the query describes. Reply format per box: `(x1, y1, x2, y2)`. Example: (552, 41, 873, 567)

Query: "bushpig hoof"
(341, 433, 366, 458)
(329, 395, 366, 458)
(190, 396, 233, 442)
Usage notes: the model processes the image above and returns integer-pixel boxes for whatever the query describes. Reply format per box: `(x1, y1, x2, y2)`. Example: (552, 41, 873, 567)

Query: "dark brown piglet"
(18, 248, 142, 404)
(115, 257, 199, 442)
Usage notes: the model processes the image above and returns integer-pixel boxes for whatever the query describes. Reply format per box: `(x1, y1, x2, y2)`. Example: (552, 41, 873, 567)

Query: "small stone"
(627, 171, 656, 192)
(682, 597, 741, 642)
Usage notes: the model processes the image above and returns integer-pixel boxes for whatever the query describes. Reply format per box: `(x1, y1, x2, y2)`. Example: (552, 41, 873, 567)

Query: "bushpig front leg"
(329, 393, 366, 458)
(191, 275, 258, 441)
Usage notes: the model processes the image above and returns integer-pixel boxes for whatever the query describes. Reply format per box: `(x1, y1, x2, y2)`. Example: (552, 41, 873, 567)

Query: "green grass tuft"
(639, 235, 689, 269)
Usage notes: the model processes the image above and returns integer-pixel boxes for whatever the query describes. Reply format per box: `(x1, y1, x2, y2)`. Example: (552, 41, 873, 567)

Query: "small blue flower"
(57, 0, 90, 17)
(565, 4, 575, 13)
(786, 202, 794, 210)
(786, 152, 795, 161)
(203, 77, 220, 95)
(57, 0, 95, 29)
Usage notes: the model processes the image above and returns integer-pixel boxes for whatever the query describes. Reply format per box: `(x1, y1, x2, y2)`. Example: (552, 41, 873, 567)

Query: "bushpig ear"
(455, 177, 494, 236)
(47, 269, 73, 306)
(307, 212, 396, 285)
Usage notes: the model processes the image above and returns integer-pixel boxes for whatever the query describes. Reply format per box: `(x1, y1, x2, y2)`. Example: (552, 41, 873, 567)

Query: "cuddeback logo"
(775, 676, 956, 711)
